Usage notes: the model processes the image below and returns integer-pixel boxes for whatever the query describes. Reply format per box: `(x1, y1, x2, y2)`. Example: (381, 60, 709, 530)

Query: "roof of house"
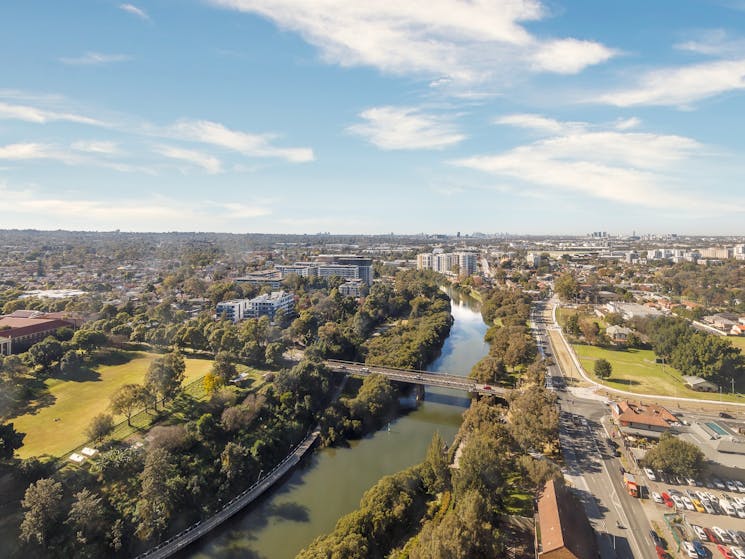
(682, 375, 717, 387)
(537, 479, 598, 559)
(606, 325, 633, 336)
(612, 401, 677, 429)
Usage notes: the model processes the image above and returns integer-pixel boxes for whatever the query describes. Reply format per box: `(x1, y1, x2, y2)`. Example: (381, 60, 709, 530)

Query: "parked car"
(682, 541, 698, 559)
(645, 468, 657, 481)
(650, 530, 664, 547)
(692, 540, 707, 558)
(730, 547, 745, 559)
(715, 527, 733, 544)
(692, 524, 708, 541)
(713, 478, 726, 490)
(735, 481, 745, 493)
(652, 492, 664, 504)
(718, 545, 735, 559)
(706, 528, 721, 544)
(726, 480, 739, 492)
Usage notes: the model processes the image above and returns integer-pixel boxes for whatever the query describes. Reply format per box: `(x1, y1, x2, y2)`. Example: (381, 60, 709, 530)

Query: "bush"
(86, 413, 114, 441)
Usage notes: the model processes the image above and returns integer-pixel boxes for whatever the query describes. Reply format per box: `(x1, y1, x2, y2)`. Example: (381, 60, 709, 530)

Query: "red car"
(707, 528, 721, 545)
(718, 544, 735, 559)
(661, 492, 674, 508)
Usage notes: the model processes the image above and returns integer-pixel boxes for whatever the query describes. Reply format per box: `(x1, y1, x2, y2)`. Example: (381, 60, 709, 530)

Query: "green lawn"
(728, 336, 745, 352)
(12, 351, 213, 458)
(573, 344, 745, 403)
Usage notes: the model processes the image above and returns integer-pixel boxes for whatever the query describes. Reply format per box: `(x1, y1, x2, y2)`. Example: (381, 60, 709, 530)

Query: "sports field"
(572, 344, 744, 403)
(12, 351, 212, 458)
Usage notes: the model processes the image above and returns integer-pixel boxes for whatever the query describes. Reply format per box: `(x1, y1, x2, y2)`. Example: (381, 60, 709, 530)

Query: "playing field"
(572, 344, 744, 403)
(11, 351, 213, 458)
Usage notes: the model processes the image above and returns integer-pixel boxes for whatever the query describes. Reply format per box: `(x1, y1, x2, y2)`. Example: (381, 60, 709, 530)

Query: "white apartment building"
(246, 290, 294, 319)
(416, 253, 434, 270)
(216, 299, 250, 323)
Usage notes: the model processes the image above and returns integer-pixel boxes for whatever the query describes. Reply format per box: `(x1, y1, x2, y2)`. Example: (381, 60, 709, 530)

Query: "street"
(532, 301, 656, 559)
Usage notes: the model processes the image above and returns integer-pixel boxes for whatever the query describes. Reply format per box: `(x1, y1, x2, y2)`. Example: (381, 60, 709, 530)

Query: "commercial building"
(0, 312, 76, 355)
(535, 479, 598, 559)
(611, 401, 678, 433)
(276, 255, 373, 286)
(338, 279, 365, 298)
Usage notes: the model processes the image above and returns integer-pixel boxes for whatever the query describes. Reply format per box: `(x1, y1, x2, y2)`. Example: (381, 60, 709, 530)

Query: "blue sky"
(2, 0, 745, 235)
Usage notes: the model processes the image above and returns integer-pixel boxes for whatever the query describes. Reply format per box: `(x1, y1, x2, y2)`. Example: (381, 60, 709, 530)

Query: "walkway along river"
(183, 288, 489, 559)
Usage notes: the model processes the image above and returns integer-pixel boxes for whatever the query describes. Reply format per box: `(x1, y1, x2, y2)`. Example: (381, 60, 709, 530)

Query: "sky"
(2, 1, 745, 235)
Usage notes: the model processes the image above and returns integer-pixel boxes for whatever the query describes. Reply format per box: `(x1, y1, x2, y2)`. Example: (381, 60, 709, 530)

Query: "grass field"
(12, 350, 213, 458)
(572, 344, 745, 403)
(728, 336, 745, 352)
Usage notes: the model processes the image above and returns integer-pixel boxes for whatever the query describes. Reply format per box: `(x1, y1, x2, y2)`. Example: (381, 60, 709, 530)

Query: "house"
(605, 325, 633, 344)
(682, 375, 718, 393)
(536, 479, 598, 559)
(611, 401, 678, 433)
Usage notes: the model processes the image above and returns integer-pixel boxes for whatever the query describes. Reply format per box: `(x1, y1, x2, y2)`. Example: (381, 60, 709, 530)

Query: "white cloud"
(531, 38, 617, 74)
(60, 52, 131, 65)
(0, 143, 56, 160)
(674, 29, 745, 57)
(0, 142, 152, 173)
(71, 141, 121, 155)
(452, 116, 734, 212)
(494, 113, 582, 134)
(348, 106, 466, 150)
(168, 119, 314, 162)
(614, 117, 641, 130)
(597, 58, 745, 107)
(0, 100, 102, 125)
(207, 0, 616, 89)
(120, 3, 150, 20)
(154, 144, 223, 174)
(0, 182, 272, 231)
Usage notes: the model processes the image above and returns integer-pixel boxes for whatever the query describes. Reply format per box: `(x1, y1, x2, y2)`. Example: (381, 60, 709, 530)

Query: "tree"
(135, 448, 181, 541)
(28, 336, 64, 369)
(221, 441, 253, 482)
(211, 351, 237, 383)
(564, 313, 581, 336)
(594, 358, 613, 379)
(66, 488, 106, 545)
(264, 341, 285, 368)
(421, 431, 449, 494)
(110, 384, 146, 426)
(60, 349, 83, 374)
(508, 387, 559, 452)
(469, 356, 507, 384)
(86, 413, 114, 441)
(644, 433, 706, 478)
(72, 330, 108, 355)
(555, 273, 579, 302)
(579, 319, 600, 344)
(0, 354, 27, 379)
(203, 371, 225, 394)
(145, 351, 185, 405)
(0, 422, 25, 459)
(19, 478, 64, 547)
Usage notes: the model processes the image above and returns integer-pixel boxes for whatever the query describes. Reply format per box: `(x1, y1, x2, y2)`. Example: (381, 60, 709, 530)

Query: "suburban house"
(682, 375, 718, 393)
(535, 478, 598, 559)
(605, 325, 633, 344)
(611, 401, 678, 433)
(702, 313, 743, 335)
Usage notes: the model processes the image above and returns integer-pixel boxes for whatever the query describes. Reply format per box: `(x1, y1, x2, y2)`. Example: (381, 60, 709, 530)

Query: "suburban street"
(532, 301, 656, 559)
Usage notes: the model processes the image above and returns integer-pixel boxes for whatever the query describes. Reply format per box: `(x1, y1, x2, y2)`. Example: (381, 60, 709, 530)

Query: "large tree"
(555, 273, 579, 302)
(28, 336, 64, 370)
(0, 422, 25, 459)
(644, 433, 706, 478)
(110, 384, 147, 426)
(135, 448, 181, 541)
(144, 352, 185, 406)
(19, 478, 64, 547)
(66, 488, 106, 546)
(594, 358, 613, 379)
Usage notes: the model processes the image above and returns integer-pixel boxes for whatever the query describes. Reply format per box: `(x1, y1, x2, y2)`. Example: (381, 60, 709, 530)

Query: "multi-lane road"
(531, 301, 656, 559)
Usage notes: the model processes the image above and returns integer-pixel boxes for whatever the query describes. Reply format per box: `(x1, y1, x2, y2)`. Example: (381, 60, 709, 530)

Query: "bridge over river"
(324, 359, 511, 398)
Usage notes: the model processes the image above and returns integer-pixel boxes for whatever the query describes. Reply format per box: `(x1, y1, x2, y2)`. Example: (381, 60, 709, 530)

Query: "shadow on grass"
(92, 349, 138, 366)
(608, 378, 641, 387)
(51, 366, 101, 383)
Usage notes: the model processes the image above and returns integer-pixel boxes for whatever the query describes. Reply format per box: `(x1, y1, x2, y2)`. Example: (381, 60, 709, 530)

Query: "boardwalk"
(324, 359, 511, 397)
(137, 429, 320, 559)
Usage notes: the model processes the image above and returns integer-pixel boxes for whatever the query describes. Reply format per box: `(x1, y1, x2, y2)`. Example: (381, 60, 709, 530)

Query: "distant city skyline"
(2, 1, 745, 234)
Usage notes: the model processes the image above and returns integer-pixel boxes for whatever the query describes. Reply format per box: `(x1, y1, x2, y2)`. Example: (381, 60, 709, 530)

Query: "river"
(184, 288, 488, 559)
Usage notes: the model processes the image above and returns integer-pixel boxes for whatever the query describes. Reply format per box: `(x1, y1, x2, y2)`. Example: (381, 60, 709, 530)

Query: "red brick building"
(536, 479, 598, 559)
(0, 313, 76, 355)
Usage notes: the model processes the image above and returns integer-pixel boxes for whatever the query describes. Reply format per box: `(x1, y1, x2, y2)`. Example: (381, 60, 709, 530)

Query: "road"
(531, 301, 656, 559)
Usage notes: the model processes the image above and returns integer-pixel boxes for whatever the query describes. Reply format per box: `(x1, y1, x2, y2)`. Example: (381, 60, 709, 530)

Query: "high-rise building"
(455, 252, 477, 276)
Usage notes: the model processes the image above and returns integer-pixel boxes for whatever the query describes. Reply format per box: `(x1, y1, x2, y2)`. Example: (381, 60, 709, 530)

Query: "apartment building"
(215, 299, 250, 323)
(246, 291, 294, 319)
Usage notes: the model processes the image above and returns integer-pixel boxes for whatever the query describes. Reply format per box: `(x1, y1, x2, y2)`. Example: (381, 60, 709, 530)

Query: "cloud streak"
(60, 52, 131, 65)
(154, 144, 223, 174)
(348, 106, 466, 150)
(120, 3, 150, 21)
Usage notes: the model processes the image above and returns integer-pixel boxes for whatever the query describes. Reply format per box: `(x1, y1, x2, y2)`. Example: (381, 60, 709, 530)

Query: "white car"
(652, 492, 663, 504)
(682, 496, 695, 511)
(735, 504, 745, 519)
(714, 527, 733, 544)
(672, 495, 685, 509)
(720, 499, 737, 516)
(713, 478, 726, 490)
(686, 477, 697, 486)
(736, 480, 745, 493)
(644, 468, 657, 481)
(682, 541, 698, 559)
(727, 480, 739, 492)
(692, 525, 708, 541)
(702, 500, 716, 515)
(731, 547, 745, 559)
